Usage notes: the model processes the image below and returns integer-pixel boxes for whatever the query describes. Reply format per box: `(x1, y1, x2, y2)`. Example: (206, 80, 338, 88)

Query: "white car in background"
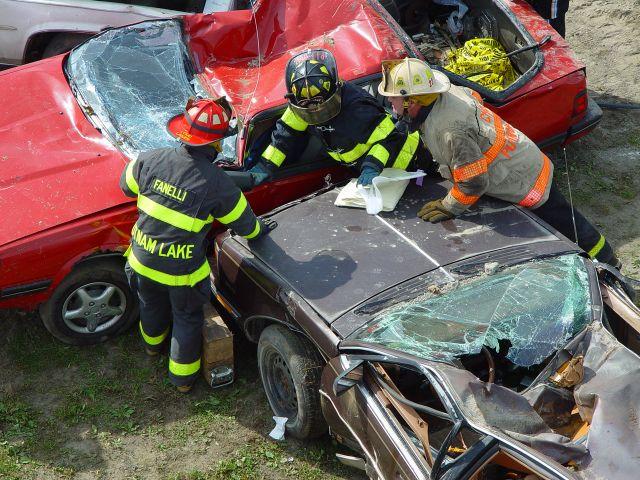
(0, 0, 244, 67)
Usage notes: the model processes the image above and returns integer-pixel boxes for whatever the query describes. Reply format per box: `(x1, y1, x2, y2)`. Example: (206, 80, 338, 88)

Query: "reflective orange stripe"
(480, 112, 506, 166)
(453, 158, 487, 182)
(450, 184, 480, 205)
(453, 111, 505, 182)
(519, 154, 552, 208)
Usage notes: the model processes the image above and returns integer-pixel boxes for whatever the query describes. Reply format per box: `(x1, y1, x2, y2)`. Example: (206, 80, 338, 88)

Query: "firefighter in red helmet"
(120, 97, 272, 392)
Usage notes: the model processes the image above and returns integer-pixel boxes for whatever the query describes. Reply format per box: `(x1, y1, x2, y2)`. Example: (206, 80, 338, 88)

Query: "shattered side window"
(67, 20, 206, 157)
(350, 255, 592, 367)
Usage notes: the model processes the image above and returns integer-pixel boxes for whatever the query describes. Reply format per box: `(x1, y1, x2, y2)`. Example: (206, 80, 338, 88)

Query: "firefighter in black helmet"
(249, 49, 422, 187)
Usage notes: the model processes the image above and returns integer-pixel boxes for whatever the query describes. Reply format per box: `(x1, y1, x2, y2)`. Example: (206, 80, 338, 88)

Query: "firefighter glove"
(249, 162, 273, 186)
(252, 218, 278, 240)
(418, 199, 455, 223)
(357, 165, 381, 186)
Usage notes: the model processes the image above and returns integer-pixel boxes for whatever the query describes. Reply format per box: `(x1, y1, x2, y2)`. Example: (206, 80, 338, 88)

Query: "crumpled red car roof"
(184, 0, 583, 119)
(184, 0, 412, 119)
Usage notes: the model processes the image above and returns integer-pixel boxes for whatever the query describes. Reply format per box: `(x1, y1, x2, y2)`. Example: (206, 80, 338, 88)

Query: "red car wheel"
(40, 260, 138, 345)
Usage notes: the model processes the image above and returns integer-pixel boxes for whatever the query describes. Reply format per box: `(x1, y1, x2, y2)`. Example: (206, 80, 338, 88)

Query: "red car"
(0, 0, 601, 344)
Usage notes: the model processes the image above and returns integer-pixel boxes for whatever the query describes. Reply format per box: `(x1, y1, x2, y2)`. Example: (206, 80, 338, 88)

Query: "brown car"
(212, 178, 640, 480)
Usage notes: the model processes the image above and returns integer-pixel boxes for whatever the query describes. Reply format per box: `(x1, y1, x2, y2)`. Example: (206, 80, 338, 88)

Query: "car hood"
(184, 0, 583, 116)
(0, 57, 131, 246)
(236, 179, 572, 322)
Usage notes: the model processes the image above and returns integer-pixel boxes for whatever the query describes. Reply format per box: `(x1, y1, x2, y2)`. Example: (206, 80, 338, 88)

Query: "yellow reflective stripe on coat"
(392, 131, 420, 170)
(138, 195, 213, 232)
(262, 144, 286, 167)
(243, 219, 261, 239)
(367, 144, 390, 166)
(139, 322, 168, 346)
(588, 234, 606, 258)
(281, 107, 308, 132)
(328, 115, 396, 163)
(328, 144, 369, 163)
(169, 357, 201, 377)
(217, 193, 248, 225)
(126, 160, 139, 194)
(367, 115, 395, 144)
(127, 250, 210, 287)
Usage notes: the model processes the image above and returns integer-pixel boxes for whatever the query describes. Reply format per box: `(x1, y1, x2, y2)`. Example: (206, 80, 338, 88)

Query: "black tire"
(42, 33, 91, 58)
(40, 259, 138, 345)
(257, 324, 327, 439)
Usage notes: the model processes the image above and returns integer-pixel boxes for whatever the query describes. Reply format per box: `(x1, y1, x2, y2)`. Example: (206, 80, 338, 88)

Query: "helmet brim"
(166, 113, 226, 146)
(378, 69, 451, 97)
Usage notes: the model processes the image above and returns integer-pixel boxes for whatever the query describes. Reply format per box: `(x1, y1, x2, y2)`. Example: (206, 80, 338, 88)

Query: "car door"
(320, 355, 433, 480)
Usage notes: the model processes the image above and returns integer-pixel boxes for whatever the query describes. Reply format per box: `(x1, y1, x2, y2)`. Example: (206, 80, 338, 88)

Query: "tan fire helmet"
(378, 57, 450, 97)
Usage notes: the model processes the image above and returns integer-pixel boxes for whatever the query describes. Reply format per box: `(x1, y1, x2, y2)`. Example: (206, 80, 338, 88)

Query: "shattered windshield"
(66, 20, 207, 157)
(350, 255, 592, 367)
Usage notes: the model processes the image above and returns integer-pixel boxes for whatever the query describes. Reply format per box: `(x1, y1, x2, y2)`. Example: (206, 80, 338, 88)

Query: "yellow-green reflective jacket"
(119, 145, 261, 287)
(261, 82, 420, 173)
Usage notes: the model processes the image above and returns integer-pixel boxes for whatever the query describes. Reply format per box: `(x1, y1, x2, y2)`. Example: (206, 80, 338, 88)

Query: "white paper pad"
(334, 168, 426, 214)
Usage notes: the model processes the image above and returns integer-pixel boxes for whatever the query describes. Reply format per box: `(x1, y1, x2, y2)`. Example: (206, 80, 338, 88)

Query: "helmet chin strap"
(401, 97, 412, 123)
(394, 97, 413, 133)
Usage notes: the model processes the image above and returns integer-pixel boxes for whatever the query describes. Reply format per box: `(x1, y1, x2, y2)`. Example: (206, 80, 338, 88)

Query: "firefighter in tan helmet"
(378, 57, 620, 269)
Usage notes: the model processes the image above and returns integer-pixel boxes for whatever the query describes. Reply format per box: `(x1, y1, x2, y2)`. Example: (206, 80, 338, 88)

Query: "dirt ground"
(1, 2, 639, 479)
(561, 0, 640, 279)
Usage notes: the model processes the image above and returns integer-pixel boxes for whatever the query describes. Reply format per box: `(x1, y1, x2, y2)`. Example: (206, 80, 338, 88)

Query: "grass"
(0, 395, 73, 479)
(168, 439, 352, 480)
(6, 324, 90, 374)
(552, 149, 637, 210)
(0, 398, 39, 442)
(0, 443, 23, 480)
(0, 314, 358, 480)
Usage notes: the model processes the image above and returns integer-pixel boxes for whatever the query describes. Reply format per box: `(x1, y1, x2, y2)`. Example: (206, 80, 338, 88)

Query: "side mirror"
(332, 359, 364, 396)
(225, 170, 255, 192)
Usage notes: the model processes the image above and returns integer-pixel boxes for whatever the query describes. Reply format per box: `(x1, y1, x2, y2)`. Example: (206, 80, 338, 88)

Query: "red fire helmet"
(167, 97, 231, 146)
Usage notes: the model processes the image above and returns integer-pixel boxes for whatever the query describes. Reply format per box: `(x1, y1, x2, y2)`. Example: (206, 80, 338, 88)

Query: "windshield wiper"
(450, 251, 571, 276)
(354, 274, 449, 315)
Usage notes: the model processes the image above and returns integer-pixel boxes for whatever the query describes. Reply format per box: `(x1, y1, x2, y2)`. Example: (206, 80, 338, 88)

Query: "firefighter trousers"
(532, 184, 618, 267)
(125, 264, 210, 387)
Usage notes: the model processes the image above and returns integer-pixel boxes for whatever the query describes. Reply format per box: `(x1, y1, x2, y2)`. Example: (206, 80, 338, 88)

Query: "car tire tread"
(257, 324, 327, 439)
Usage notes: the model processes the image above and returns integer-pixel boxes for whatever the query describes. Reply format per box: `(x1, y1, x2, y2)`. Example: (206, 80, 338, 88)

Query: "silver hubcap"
(62, 282, 126, 334)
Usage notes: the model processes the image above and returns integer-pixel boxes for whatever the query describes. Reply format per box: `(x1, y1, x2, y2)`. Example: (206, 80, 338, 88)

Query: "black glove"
(417, 199, 455, 223)
(251, 217, 278, 240)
